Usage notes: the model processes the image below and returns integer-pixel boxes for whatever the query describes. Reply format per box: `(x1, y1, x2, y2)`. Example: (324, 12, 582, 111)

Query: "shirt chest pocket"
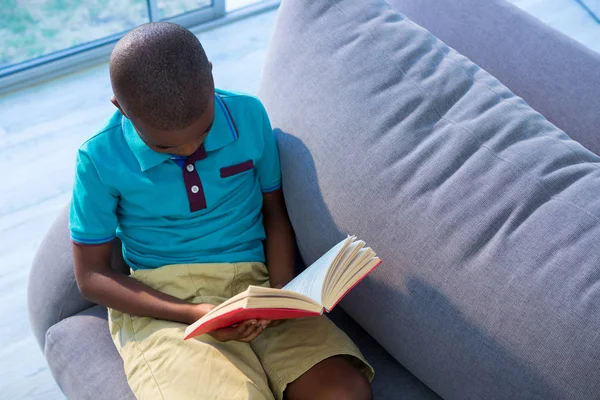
(220, 160, 254, 178)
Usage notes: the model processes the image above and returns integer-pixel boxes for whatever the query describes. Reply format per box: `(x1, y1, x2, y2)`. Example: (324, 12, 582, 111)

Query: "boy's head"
(110, 22, 214, 156)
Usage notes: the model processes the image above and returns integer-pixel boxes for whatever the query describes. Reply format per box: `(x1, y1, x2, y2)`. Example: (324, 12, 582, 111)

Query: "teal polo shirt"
(69, 89, 281, 270)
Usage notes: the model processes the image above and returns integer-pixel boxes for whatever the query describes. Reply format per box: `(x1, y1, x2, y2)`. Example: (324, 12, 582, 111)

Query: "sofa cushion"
(29, 205, 129, 350)
(328, 308, 441, 399)
(28, 205, 94, 350)
(387, 0, 600, 156)
(259, 0, 600, 399)
(44, 304, 438, 400)
(44, 305, 135, 400)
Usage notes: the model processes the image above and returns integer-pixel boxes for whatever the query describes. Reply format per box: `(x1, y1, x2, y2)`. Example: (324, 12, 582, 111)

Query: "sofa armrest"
(44, 305, 135, 400)
(28, 204, 128, 350)
(28, 205, 93, 350)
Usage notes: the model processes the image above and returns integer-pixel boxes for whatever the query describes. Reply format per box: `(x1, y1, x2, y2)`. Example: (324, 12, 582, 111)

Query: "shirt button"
(186, 164, 194, 172)
(191, 185, 199, 194)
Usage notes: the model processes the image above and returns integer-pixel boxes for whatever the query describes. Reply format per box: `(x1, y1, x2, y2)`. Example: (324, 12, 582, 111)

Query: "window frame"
(0, 0, 279, 94)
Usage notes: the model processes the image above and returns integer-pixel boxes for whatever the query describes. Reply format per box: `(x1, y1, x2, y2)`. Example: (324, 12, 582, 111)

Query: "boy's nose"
(175, 143, 201, 157)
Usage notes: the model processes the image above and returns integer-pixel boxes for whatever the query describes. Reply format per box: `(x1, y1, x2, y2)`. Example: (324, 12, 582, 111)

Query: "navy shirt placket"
(181, 145, 208, 212)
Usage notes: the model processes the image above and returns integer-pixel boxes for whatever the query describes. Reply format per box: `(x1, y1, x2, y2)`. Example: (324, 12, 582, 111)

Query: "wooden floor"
(0, 9, 277, 400)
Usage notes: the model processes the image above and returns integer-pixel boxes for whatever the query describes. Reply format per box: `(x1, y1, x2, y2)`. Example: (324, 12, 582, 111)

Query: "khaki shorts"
(108, 262, 374, 400)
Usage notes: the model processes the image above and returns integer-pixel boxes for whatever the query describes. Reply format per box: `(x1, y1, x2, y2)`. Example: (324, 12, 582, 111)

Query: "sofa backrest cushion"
(259, 0, 600, 398)
(388, 0, 600, 156)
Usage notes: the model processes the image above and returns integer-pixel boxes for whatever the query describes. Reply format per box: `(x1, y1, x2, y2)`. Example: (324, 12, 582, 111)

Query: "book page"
(283, 236, 353, 304)
(205, 286, 252, 316)
(184, 293, 324, 339)
(245, 285, 322, 307)
(202, 286, 321, 319)
(188, 286, 322, 328)
(324, 240, 365, 296)
(324, 256, 380, 311)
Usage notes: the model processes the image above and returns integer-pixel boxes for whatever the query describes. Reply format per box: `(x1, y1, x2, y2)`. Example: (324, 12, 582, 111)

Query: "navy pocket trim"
(220, 160, 254, 178)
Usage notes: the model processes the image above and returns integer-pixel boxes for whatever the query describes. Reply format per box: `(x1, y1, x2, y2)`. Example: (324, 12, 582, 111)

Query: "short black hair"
(109, 22, 213, 130)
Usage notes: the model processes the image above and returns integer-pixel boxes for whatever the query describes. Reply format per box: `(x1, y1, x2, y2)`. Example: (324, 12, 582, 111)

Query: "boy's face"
(111, 92, 215, 157)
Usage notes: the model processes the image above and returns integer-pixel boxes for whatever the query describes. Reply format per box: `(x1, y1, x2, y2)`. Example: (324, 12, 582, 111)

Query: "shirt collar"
(122, 115, 171, 172)
(203, 93, 239, 152)
(122, 93, 238, 172)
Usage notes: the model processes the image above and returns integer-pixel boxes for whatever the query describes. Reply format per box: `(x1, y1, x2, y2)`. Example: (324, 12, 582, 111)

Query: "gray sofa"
(29, 0, 600, 399)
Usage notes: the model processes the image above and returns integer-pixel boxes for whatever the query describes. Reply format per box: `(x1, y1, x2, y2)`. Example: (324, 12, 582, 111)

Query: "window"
(0, 0, 224, 77)
(0, 0, 278, 92)
(157, 0, 212, 19)
(226, 0, 265, 12)
(1, 0, 149, 68)
(506, 0, 600, 54)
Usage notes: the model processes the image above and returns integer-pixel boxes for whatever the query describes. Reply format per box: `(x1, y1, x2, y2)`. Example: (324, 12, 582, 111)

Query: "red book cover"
(184, 308, 322, 340)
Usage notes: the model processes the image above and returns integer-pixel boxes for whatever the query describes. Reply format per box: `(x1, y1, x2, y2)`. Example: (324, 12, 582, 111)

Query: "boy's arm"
(74, 243, 266, 341)
(73, 242, 209, 324)
(254, 99, 295, 288)
(70, 150, 210, 325)
(262, 189, 296, 288)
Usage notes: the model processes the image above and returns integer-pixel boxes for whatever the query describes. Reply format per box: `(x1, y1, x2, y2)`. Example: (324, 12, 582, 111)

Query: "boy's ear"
(209, 61, 213, 71)
(111, 96, 127, 118)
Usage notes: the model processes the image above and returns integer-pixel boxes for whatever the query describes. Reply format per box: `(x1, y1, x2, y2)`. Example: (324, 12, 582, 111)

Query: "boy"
(70, 22, 373, 400)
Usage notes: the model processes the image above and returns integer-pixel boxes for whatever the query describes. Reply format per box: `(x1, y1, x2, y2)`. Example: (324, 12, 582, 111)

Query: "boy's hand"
(189, 303, 278, 342)
(210, 319, 270, 342)
(187, 303, 217, 323)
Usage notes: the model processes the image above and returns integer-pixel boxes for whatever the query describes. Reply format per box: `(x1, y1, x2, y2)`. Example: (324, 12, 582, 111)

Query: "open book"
(184, 236, 381, 340)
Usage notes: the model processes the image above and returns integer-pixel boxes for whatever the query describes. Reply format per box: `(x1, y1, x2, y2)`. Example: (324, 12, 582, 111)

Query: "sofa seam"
(44, 330, 73, 395)
(57, 278, 82, 321)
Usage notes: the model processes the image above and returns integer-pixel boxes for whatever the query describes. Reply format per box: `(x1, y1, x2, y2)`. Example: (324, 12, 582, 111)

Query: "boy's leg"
(285, 355, 372, 400)
(250, 315, 375, 400)
(108, 263, 276, 400)
(228, 262, 374, 400)
(109, 308, 275, 400)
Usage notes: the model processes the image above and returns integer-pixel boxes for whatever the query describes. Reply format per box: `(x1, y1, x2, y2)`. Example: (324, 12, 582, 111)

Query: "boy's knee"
(326, 373, 372, 400)
(286, 356, 372, 400)
(351, 373, 373, 400)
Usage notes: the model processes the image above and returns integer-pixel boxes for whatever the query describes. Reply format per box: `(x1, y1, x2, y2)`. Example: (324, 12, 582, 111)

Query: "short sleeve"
(255, 105, 282, 192)
(69, 150, 118, 245)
